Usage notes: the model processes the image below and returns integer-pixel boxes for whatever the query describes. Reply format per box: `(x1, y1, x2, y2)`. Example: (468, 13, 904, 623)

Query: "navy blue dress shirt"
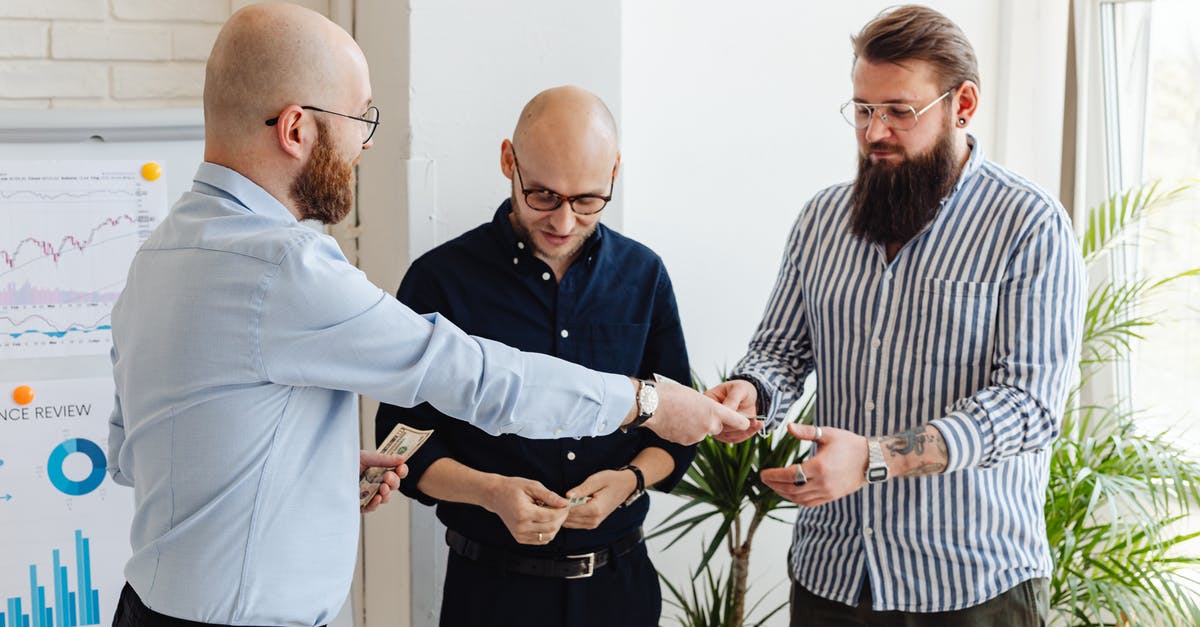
(377, 200, 695, 553)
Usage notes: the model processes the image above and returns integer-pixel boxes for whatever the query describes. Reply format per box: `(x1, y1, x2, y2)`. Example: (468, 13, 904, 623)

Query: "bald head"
(204, 2, 369, 145)
(511, 86, 618, 170)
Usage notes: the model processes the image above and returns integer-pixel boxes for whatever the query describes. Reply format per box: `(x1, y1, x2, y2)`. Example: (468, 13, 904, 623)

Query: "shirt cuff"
(595, 373, 635, 437)
(930, 410, 986, 473)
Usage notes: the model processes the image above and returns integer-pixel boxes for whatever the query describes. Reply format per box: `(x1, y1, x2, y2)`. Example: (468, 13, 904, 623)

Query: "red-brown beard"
(291, 118, 356, 225)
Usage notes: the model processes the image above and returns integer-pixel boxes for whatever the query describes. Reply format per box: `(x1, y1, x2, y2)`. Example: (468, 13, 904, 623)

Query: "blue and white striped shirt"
(733, 137, 1085, 612)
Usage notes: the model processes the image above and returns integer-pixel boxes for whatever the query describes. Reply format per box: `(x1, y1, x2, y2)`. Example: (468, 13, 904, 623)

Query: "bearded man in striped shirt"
(708, 6, 1085, 626)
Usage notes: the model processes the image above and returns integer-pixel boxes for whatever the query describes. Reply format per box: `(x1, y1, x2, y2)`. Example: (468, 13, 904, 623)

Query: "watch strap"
(619, 464, 645, 507)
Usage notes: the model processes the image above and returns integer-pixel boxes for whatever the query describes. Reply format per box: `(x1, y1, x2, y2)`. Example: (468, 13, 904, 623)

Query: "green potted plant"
(1045, 179, 1200, 626)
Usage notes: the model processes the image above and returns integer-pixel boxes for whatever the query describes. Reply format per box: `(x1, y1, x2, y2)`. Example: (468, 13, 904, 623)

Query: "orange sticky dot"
(141, 162, 162, 181)
(13, 385, 34, 405)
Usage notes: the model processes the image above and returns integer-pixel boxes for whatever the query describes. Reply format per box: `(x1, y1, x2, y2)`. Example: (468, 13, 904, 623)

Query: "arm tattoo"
(883, 425, 949, 477)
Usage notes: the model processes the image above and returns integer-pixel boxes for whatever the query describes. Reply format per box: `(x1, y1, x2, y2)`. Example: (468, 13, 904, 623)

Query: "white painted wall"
(356, 1, 1065, 625)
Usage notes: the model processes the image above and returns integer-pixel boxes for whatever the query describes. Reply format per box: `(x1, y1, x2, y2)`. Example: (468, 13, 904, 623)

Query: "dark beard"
(848, 128, 958, 245)
(291, 118, 355, 225)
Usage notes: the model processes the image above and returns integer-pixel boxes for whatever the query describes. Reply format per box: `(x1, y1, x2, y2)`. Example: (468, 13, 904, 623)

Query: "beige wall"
(0, 0, 333, 110)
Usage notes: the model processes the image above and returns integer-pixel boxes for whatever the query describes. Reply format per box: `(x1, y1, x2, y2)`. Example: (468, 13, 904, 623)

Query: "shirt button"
(554, 428, 563, 436)
(883, 271, 893, 280)
(512, 257, 519, 265)
(945, 405, 953, 413)
(566, 451, 576, 461)
(542, 272, 551, 281)
(871, 337, 881, 348)
(864, 527, 874, 536)
(560, 329, 569, 338)
(865, 400, 876, 411)
(517, 242, 525, 249)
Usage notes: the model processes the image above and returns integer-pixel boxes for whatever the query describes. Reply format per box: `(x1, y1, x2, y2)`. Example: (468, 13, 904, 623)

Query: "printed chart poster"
(0, 161, 168, 359)
(0, 378, 133, 627)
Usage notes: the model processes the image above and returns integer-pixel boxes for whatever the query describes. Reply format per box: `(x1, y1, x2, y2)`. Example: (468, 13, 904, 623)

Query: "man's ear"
(611, 151, 622, 181)
(952, 80, 980, 127)
(500, 138, 516, 180)
(273, 105, 311, 160)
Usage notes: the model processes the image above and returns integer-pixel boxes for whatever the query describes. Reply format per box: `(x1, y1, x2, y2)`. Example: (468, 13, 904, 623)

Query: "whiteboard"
(0, 109, 203, 383)
(0, 109, 202, 627)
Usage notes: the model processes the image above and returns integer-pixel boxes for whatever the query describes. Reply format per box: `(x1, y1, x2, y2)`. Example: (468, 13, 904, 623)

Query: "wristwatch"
(623, 379, 658, 431)
(866, 438, 890, 484)
(619, 464, 645, 507)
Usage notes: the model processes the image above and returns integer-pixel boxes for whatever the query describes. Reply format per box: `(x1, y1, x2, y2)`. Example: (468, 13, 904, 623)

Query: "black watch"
(618, 464, 645, 507)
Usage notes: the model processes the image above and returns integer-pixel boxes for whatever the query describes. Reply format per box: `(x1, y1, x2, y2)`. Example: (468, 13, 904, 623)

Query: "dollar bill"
(566, 495, 592, 509)
(359, 423, 433, 509)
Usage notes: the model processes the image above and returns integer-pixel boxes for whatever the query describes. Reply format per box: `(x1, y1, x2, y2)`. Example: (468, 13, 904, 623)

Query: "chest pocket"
(918, 278, 1000, 368)
(583, 323, 650, 375)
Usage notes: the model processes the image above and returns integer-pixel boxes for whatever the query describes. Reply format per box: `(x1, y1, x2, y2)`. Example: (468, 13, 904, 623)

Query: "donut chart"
(47, 438, 107, 496)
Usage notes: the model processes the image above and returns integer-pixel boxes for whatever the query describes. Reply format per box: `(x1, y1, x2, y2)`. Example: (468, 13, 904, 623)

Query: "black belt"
(446, 527, 644, 579)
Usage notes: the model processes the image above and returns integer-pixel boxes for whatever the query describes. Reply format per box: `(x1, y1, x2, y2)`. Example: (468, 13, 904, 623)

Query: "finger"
(395, 463, 410, 480)
(362, 493, 383, 513)
(382, 470, 401, 491)
(760, 466, 798, 484)
(787, 422, 825, 442)
(714, 419, 763, 443)
(360, 450, 405, 469)
(528, 483, 568, 509)
(377, 482, 391, 501)
(714, 404, 751, 433)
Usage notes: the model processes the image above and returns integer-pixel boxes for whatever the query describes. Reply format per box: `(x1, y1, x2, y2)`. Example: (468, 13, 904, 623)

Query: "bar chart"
(1, 530, 101, 627)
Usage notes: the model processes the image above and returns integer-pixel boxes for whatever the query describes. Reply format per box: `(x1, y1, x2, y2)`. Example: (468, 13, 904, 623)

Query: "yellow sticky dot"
(141, 162, 162, 181)
(13, 385, 34, 406)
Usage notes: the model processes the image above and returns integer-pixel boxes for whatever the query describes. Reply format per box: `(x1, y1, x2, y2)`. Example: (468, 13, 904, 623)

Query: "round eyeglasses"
(511, 150, 614, 216)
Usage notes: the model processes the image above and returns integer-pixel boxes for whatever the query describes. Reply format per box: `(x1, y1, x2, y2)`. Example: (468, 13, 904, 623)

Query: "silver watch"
(866, 438, 889, 484)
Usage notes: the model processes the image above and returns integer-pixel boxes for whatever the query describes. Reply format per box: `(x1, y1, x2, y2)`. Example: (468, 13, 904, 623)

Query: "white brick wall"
(0, 0, 337, 110)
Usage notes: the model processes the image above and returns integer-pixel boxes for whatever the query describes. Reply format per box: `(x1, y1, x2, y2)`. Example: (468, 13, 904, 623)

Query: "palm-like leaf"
(1045, 178, 1200, 626)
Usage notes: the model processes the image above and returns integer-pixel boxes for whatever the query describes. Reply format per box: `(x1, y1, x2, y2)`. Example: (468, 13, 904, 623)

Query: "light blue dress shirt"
(107, 163, 634, 626)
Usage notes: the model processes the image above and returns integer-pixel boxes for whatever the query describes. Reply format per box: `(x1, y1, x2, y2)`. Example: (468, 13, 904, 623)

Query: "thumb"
(360, 451, 405, 469)
(528, 482, 568, 508)
(715, 403, 751, 432)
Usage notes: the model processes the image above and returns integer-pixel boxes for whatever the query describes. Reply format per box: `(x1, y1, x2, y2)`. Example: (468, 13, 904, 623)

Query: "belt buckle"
(565, 552, 596, 579)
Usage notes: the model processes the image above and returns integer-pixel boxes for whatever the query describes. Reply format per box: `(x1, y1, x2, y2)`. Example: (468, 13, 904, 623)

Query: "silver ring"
(814, 426, 823, 442)
(538, 532, 544, 542)
(792, 464, 808, 486)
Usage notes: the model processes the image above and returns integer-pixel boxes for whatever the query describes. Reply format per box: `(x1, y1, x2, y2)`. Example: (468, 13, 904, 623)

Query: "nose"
(547, 203, 576, 234)
(863, 112, 892, 143)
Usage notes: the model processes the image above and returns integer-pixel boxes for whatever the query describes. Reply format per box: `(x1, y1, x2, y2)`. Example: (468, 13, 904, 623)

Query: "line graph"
(0, 161, 167, 359)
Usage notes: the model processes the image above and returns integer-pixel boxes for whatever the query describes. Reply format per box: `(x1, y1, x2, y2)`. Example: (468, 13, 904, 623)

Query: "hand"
(704, 379, 761, 443)
(562, 469, 637, 530)
(482, 476, 570, 545)
(640, 378, 757, 445)
(759, 424, 868, 507)
(360, 450, 408, 513)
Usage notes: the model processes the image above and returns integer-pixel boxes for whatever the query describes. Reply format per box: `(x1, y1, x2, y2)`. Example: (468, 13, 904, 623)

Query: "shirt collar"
(491, 198, 605, 263)
(193, 162, 298, 223)
(950, 133, 983, 196)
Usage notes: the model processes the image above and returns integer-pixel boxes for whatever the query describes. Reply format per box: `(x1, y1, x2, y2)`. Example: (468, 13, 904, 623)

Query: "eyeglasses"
(839, 90, 951, 131)
(511, 150, 614, 216)
(265, 105, 381, 144)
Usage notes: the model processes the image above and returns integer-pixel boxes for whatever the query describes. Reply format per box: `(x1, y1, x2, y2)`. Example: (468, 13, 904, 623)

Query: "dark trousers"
(439, 540, 661, 626)
(790, 577, 1049, 627)
(113, 583, 324, 627)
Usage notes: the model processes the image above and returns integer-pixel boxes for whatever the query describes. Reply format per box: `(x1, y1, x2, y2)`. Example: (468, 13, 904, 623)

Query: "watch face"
(867, 466, 888, 483)
(638, 383, 659, 415)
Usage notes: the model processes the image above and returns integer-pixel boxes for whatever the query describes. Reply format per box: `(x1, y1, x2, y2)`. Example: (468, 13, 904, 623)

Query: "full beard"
(848, 126, 959, 246)
(291, 118, 356, 225)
